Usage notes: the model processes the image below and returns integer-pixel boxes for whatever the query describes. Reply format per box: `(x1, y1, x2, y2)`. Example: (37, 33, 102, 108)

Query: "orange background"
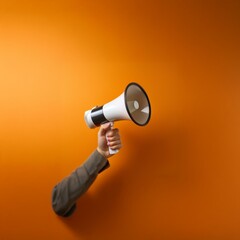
(0, 0, 240, 239)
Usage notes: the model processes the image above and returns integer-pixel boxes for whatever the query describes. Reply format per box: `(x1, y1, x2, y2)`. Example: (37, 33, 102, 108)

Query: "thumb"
(98, 122, 112, 136)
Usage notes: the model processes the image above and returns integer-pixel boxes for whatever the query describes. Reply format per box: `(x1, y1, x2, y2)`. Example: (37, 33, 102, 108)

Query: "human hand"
(97, 122, 122, 159)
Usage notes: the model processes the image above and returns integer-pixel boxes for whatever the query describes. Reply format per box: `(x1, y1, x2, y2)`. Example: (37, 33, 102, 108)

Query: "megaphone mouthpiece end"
(84, 110, 96, 129)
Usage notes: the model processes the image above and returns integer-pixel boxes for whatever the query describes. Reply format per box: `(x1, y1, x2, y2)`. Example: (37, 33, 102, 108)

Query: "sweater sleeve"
(52, 150, 110, 217)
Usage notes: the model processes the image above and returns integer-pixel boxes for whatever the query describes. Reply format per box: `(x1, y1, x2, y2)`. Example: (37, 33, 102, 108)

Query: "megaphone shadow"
(119, 122, 191, 190)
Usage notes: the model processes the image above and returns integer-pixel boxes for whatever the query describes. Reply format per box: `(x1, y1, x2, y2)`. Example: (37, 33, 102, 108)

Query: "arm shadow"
(58, 168, 125, 238)
(57, 123, 188, 239)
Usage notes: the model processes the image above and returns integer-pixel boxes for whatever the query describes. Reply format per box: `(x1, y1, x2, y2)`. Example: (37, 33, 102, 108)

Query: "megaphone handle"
(108, 122, 119, 155)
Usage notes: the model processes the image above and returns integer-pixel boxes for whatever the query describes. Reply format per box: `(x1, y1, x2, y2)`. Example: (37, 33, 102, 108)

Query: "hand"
(97, 122, 122, 159)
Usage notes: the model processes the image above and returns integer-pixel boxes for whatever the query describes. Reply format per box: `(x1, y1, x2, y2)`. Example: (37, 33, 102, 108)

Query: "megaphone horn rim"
(124, 82, 151, 126)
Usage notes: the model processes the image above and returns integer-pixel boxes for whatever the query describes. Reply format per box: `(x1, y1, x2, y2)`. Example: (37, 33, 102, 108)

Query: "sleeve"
(51, 150, 110, 217)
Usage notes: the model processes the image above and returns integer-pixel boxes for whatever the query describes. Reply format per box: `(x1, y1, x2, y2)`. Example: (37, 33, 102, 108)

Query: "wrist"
(97, 147, 108, 159)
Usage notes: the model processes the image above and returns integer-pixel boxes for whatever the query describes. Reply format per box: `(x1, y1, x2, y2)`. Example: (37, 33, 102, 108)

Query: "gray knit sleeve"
(52, 150, 109, 217)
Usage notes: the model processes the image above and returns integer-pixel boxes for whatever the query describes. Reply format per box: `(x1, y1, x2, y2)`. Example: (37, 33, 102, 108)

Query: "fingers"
(98, 122, 112, 136)
(107, 140, 122, 150)
(98, 122, 122, 155)
(106, 128, 122, 150)
(106, 128, 119, 138)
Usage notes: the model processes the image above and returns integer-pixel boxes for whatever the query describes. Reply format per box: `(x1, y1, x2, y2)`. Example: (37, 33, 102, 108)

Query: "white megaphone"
(84, 82, 151, 154)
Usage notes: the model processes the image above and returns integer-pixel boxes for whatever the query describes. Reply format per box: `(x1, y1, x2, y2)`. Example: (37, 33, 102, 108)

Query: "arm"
(52, 150, 109, 217)
(51, 123, 121, 217)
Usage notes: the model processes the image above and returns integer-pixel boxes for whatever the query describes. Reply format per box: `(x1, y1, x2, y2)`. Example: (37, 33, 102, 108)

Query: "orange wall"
(0, 1, 240, 239)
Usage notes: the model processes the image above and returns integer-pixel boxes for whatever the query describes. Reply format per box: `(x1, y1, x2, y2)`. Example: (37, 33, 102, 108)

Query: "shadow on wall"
(56, 133, 155, 238)
(122, 118, 192, 183)
(57, 119, 190, 238)
(59, 174, 125, 237)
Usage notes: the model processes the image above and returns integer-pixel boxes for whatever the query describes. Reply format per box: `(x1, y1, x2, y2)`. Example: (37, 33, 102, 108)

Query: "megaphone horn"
(84, 82, 151, 154)
(84, 82, 151, 129)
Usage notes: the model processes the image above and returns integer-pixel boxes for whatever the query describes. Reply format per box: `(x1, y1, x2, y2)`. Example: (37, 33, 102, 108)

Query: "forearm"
(52, 150, 109, 217)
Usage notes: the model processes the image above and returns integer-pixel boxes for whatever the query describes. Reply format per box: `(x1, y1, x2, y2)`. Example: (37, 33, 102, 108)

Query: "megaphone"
(84, 82, 151, 128)
(84, 82, 151, 153)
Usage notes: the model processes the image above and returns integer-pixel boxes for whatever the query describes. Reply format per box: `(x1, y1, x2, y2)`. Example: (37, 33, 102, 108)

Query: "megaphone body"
(84, 82, 151, 129)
